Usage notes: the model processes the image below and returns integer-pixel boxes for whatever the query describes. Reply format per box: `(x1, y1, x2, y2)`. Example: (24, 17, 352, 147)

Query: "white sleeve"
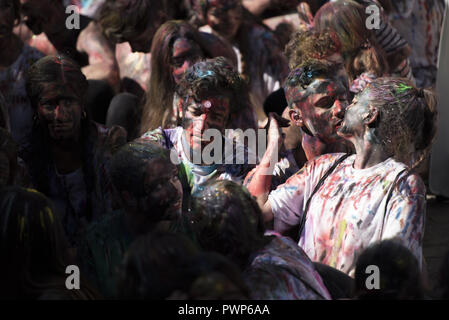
(269, 180, 305, 233)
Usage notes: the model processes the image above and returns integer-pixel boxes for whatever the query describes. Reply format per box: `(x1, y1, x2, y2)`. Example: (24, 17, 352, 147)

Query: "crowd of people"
(0, 0, 448, 300)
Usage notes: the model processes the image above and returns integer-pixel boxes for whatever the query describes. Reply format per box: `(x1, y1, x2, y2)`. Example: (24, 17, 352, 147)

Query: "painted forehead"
(286, 76, 349, 102)
(38, 83, 80, 101)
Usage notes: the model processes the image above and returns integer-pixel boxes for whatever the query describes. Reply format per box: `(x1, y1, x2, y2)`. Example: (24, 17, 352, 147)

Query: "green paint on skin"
(395, 83, 412, 94)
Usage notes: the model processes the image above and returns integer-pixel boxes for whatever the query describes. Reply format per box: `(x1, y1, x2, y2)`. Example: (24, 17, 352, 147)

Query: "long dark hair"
(314, 0, 388, 81)
(141, 20, 216, 133)
(23, 55, 96, 219)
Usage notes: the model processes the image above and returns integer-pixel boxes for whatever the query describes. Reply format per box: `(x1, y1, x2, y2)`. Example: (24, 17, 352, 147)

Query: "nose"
(54, 104, 68, 122)
(332, 100, 347, 119)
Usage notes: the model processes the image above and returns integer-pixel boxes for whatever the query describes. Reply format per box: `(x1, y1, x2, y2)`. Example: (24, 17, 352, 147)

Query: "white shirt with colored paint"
(268, 153, 425, 277)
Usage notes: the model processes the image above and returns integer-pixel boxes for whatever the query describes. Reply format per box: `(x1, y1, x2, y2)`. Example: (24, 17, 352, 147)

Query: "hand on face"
(37, 88, 83, 142)
(183, 94, 231, 152)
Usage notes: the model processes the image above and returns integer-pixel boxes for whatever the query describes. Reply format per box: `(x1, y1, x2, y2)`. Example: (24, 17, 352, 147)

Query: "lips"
(49, 123, 74, 138)
(334, 119, 343, 130)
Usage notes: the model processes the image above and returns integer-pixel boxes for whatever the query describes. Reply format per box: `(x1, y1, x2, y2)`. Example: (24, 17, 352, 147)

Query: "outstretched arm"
(245, 114, 287, 222)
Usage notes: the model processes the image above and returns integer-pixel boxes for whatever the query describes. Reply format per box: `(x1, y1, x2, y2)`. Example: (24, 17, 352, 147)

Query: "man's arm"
(245, 114, 288, 222)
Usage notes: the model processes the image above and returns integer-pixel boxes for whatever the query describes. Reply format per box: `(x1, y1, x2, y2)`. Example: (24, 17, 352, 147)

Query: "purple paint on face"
(171, 37, 203, 84)
(37, 86, 82, 141)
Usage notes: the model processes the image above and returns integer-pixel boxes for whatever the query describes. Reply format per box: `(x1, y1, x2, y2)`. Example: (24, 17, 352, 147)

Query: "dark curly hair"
(176, 57, 256, 131)
(284, 59, 340, 95)
(188, 180, 268, 269)
(284, 29, 342, 70)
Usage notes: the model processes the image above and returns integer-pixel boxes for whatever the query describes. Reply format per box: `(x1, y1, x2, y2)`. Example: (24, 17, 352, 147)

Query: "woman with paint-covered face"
(140, 20, 237, 133)
(247, 77, 437, 277)
(22, 55, 127, 247)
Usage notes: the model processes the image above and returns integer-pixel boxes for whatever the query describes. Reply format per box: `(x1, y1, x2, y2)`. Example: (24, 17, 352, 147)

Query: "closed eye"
(315, 96, 335, 109)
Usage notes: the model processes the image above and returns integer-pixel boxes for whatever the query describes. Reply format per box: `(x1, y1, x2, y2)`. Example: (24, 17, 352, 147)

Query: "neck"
(352, 131, 389, 169)
(301, 131, 352, 160)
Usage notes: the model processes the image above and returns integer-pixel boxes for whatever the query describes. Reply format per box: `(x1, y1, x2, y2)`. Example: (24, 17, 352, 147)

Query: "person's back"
(188, 180, 331, 299)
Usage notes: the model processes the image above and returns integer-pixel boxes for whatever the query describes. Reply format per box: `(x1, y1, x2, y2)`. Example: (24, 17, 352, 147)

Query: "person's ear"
(363, 105, 379, 126)
(288, 107, 304, 127)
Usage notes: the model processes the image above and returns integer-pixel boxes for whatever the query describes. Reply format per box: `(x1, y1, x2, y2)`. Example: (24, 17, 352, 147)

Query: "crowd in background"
(0, 0, 448, 300)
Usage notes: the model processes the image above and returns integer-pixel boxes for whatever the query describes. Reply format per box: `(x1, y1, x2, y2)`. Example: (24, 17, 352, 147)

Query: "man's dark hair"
(110, 141, 170, 197)
(284, 58, 339, 92)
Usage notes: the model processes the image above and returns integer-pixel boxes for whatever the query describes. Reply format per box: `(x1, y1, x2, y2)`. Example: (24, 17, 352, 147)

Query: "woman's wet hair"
(25, 55, 89, 111)
(354, 239, 424, 299)
(361, 77, 438, 169)
(188, 180, 267, 268)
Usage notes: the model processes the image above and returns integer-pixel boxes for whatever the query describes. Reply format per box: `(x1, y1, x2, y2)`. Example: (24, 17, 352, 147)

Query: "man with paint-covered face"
(284, 59, 353, 161)
(245, 58, 353, 191)
(140, 57, 256, 196)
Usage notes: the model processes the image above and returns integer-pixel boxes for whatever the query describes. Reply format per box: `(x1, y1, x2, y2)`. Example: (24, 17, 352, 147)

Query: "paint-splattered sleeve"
(269, 154, 345, 234)
(382, 173, 426, 266)
(268, 164, 309, 234)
